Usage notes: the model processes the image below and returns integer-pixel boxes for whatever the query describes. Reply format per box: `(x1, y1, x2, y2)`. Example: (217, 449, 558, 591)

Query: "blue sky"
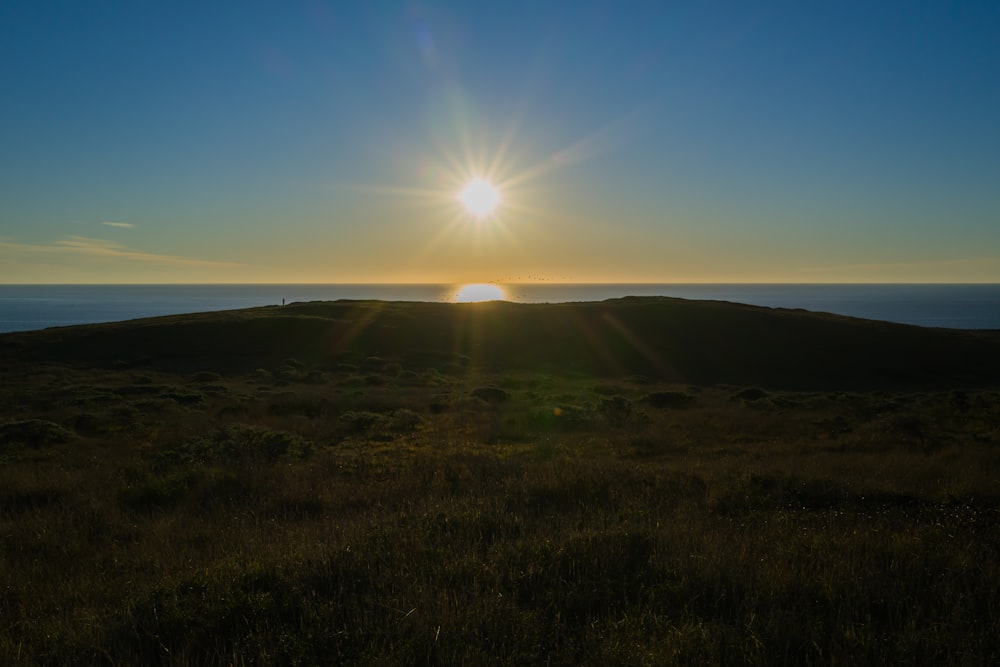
(2, 1, 999, 283)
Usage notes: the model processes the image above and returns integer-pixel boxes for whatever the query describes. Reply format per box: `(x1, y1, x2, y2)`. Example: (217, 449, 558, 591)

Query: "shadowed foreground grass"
(1, 301, 999, 664)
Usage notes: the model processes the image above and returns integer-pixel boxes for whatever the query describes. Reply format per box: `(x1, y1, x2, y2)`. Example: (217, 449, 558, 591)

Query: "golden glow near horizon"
(458, 178, 501, 219)
(454, 283, 506, 302)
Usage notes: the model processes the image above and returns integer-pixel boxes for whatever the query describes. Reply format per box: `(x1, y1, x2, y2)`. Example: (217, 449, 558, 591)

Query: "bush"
(361, 356, 385, 372)
(159, 391, 205, 405)
(732, 387, 768, 402)
(396, 370, 422, 385)
(72, 412, 109, 436)
(389, 408, 422, 432)
(117, 473, 191, 512)
(600, 396, 632, 427)
(338, 411, 383, 434)
(158, 425, 312, 466)
(0, 419, 75, 447)
(213, 424, 311, 460)
(645, 391, 695, 409)
(471, 387, 511, 403)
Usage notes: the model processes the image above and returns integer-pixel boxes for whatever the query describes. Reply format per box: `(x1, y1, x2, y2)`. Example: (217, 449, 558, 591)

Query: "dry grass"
(1, 358, 999, 665)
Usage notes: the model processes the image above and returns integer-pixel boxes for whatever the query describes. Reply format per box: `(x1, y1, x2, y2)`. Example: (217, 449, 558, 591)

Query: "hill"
(3, 296, 1000, 663)
(2, 296, 999, 389)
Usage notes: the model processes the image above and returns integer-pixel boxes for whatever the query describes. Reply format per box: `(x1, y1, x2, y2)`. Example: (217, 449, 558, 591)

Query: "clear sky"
(2, 1, 999, 284)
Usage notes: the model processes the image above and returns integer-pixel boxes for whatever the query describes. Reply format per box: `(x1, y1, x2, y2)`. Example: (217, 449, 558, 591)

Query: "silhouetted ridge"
(3, 297, 999, 390)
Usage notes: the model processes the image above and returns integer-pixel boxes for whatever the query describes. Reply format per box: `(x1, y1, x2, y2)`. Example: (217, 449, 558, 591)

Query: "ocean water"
(1, 284, 999, 334)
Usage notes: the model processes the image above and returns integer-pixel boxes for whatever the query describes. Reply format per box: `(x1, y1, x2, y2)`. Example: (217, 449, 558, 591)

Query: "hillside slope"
(2, 297, 999, 389)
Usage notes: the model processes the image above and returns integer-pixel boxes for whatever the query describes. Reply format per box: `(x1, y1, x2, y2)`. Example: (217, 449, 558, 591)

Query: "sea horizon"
(2, 282, 1000, 333)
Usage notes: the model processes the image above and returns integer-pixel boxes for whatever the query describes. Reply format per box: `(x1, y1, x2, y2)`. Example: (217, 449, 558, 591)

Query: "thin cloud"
(101, 221, 135, 229)
(0, 236, 240, 268)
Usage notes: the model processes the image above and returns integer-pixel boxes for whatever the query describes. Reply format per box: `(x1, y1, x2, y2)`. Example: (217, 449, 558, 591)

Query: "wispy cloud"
(0, 236, 239, 268)
(101, 221, 135, 229)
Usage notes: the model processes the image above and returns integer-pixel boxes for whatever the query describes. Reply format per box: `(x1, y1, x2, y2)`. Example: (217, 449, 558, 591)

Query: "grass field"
(2, 299, 999, 664)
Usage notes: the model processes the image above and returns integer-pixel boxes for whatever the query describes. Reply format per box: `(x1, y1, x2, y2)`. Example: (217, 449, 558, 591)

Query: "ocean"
(1, 284, 999, 334)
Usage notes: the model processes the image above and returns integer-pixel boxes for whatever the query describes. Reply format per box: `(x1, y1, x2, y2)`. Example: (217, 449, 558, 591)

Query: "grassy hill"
(2, 298, 999, 664)
(3, 296, 1000, 389)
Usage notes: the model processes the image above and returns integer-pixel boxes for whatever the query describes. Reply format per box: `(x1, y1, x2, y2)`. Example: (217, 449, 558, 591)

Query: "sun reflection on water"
(454, 283, 506, 302)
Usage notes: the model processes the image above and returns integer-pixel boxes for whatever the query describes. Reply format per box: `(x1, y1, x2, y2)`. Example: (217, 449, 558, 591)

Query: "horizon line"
(2, 281, 1000, 287)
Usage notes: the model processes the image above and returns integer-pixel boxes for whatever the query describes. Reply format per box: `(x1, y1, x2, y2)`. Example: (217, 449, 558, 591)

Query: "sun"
(455, 283, 506, 302)
(458, 178, 500, 218)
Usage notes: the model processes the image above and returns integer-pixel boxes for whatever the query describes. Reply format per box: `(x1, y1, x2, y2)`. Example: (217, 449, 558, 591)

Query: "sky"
(2, 0, 999, 284)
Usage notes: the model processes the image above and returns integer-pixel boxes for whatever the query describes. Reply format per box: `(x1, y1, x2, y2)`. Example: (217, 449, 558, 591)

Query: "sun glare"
(454, 283, 505, 302)
(458, 178, 500, 218)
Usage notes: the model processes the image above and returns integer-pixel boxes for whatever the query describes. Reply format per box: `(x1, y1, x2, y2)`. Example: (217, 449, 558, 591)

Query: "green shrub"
(158, 391, 205, 405)
(389, 408, 422, 432)
(600, 396, 632, 427)
(396, 370, 422, 385)
(338, 411, 383, 433)
(361, 356, 385, 372)
(732, 387, 768, 402)
(117, 472, 192, 512)
(158, 425, 312, 466)
(71, 412, 109, 436)
(645, 390, 696, 408)
(213, 424, 311, 460)
(472, 386, 510, 403)
(0, 419, 75, 447)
